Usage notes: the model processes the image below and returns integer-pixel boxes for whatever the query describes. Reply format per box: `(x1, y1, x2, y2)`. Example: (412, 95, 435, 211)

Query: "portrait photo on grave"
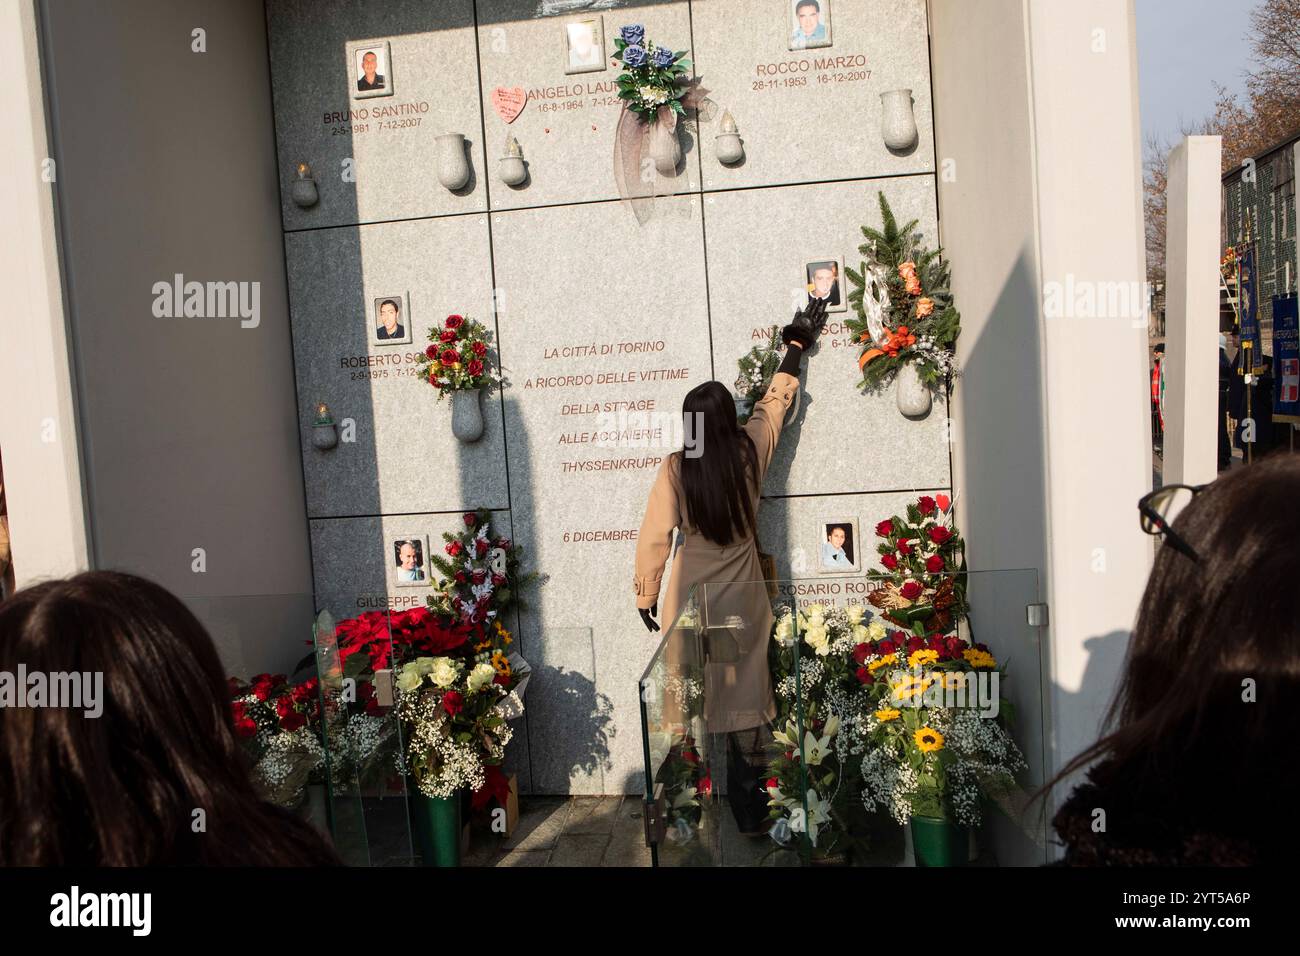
(372, 295, 411, 346)
(789, 0, 832, 51)
(805, 257, 845, 312)
(392, 535, 430, 586)
(563, 16, 606, 75)
(818, 518, 859, 573)
(351, 41, 394, 99)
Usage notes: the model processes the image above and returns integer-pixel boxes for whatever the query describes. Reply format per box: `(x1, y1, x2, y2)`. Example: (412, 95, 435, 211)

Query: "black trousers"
(725, 725, 772, 832)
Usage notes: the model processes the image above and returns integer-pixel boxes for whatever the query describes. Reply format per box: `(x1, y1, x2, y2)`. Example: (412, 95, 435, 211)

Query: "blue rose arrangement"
(613, 23, 692, 121)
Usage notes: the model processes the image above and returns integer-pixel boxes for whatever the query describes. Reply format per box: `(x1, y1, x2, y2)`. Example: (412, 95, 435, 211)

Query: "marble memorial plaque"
(309, 509, 512, 621)
(756, 489, 953, 612)
(691, 0, 936, 190)
(268, 0, 486, 230)
(705, 175, 949, 497)
(490, 195, 710, 792)
(309, 508, 534, 793)
(286, 216, 508, 517)
(475, 0, 700, 211)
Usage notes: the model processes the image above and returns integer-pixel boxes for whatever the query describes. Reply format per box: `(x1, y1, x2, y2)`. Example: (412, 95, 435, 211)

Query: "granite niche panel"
(705, 175, 950, 497)
(308, 508, 535, 795)
(268, 0, 486, 230)
(490, 195, 711, 793)
(475, 0, 700, 211)
(755, 489, 953, 610)
(691, 0, 935, 190)
(286, 216, 507, 518)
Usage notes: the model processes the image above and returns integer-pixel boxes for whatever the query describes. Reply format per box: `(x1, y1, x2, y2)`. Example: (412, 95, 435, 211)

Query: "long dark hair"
(677, 381, 759, 546)
(1048, 454, 1300, 826)
(0, 571, 340, 865)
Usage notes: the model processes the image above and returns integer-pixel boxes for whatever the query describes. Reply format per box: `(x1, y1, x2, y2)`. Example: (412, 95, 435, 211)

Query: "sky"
(1135, 0, 1260, 149)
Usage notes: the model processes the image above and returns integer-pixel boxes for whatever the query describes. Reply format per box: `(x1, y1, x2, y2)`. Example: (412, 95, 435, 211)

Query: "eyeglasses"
(1137, 483, 1206, 562)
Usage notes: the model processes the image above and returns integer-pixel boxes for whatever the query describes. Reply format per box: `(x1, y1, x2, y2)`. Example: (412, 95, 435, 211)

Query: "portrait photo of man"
(351, 41, 395, 99)
(805, 258, 844, 311)
(789, 0, 832, 51)
(564, 17, 606, 75)
(393, 536, 428, 586)
(818, 520, 859, 573)
(372, 295, 411, 346)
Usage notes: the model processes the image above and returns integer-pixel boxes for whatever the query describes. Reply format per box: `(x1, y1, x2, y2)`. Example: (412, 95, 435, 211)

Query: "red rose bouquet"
(868, 493, 968, 635)
(227, 673, 326, 807)
(415, 313, 498, 398)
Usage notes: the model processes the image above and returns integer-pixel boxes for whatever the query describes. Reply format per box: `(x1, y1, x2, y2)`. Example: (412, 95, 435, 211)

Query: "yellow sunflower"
(494, 620, 513, 645)
(908, 648, 939, 668)
(939, 672, 967, 690)
(889, 674, 935, 702)
(867, 652, 898, 674)
(914, 727, 945, 752)
(962, 648, 996, 668)
(874, 708, 901, 722)
(474, 639, 493, 652)
(490, 650, 511, 676)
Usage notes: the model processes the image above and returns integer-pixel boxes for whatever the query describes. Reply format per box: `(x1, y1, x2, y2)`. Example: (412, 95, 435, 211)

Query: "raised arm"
(743, 297, 828, 479)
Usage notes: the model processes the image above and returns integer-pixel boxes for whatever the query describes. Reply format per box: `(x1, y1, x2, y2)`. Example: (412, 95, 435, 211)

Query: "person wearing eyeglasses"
(1048, 455, 1300, 864)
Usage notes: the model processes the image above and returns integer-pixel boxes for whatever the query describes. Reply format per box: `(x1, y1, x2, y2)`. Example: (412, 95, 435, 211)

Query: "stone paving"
(463, 795, 652, 868)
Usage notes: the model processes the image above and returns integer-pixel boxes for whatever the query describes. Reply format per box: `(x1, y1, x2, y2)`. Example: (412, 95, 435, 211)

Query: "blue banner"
(1274, 294, 1300, 422)
(1239, 246, 1262, 362)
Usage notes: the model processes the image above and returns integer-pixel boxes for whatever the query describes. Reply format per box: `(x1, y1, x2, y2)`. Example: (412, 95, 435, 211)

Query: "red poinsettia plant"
(868, 493, 969, 635)
(416, 314, 498, 398)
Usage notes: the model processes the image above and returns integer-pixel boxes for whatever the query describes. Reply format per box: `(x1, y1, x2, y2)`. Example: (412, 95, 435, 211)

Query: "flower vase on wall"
(450, 387, 484, 443)
(648, 117, 681, 176)
(880, 89, 918, 152)
(895, 363, 932, 418)
(436, 132, 470, 190)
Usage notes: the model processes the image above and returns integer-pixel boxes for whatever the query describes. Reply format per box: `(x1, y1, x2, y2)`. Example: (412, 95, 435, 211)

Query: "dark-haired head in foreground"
(0, 571, 340, 865)
(1052, 453, 1300, 865)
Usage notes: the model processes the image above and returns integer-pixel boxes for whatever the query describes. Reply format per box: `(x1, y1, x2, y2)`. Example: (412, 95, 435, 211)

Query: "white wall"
(1024, 0, 1154, 774)
(29, 0, 315, 673)
(932, 0, 1154, 808)
(1163, 135, 1223, 486)
(0, 0, 89, 588)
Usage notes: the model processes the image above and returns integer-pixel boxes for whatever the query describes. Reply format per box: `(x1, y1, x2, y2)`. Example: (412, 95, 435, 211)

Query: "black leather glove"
(639, 603, 660, 633)
(781, 296, 829, 351)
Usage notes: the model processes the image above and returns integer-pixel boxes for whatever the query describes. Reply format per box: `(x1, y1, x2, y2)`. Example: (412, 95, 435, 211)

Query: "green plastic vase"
(910, 816, 969, 867)
(409, 789, 462, 867)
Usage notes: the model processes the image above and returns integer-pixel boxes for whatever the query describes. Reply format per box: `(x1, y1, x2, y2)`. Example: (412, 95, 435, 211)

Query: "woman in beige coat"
(634, 299, 827, 737)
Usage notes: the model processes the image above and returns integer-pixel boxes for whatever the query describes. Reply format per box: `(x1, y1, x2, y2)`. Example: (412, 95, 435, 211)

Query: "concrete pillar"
(932, 0, 1155, 810)
(1162, 135, 1224, 486)
(0, 0, 90, 588)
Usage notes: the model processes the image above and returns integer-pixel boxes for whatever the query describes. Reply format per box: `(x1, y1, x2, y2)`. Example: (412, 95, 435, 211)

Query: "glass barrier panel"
(660, 570, 1051, 867)
(695, 579, 804, 866)
(638, 587, 723, 866)
(309, 607, 376, 865)
(192, 592, 367, 864)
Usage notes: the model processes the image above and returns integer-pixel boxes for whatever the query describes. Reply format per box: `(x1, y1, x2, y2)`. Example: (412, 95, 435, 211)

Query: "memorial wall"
(267, 0, 947, 794)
